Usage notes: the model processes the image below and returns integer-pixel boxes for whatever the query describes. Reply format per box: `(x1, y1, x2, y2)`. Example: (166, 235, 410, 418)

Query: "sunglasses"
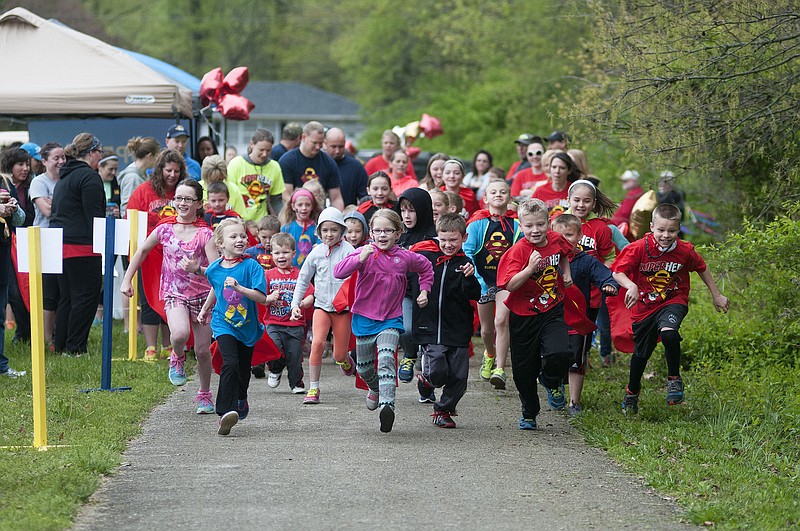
(527, 150, 543, 157)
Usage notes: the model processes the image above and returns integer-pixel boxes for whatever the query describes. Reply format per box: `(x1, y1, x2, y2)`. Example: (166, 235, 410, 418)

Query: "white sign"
(92, 213, 147, 256)
(16, 228, 63, 274)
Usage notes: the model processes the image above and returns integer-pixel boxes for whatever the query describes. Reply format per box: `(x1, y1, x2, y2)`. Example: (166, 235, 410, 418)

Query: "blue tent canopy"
(118, 48, 201, 95)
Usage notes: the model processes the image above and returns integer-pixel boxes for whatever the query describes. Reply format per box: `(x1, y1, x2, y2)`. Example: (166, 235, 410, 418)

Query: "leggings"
(215, 334, 254, 416)
(355, 328, 400, 409)
(309, 309, 351, 368)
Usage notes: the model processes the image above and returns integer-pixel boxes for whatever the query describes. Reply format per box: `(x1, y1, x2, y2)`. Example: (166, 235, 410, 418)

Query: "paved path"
(74, 356, 694, 530)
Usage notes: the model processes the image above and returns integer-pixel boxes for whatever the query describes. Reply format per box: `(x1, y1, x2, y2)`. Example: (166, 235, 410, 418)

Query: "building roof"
(242, 81, 360, 120)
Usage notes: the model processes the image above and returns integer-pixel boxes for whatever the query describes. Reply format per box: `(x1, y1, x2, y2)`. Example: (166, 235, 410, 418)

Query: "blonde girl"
(280, 188, 321, 267)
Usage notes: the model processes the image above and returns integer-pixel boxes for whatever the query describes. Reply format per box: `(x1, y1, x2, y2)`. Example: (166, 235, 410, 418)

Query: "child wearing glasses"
(122, 179, 219, 413)
(334, 209, 434, 433)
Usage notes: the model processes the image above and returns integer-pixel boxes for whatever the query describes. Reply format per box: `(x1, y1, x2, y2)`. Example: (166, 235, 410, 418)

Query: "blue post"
(101, 216, 115, 390)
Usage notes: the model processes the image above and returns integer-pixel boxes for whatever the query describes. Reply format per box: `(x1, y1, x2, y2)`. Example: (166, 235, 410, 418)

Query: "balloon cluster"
(200, 67, 255, 120)
(391, 113, 443, 160)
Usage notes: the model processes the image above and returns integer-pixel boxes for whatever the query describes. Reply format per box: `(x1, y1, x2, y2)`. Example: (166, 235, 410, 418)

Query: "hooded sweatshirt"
(343, 210, 369, 247)
(50, 159, 106, 247)
(395, 188, 436, 248)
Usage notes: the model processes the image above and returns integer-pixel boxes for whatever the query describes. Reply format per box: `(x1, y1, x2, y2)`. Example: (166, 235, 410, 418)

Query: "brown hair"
(256, 214, 281, 232)
(206, 181, 229, 198)
(653, 203, 682, 222)
(270, 232, 296, 251)
(551, 213, 582, 232)
(64, 132, 101, 159)
(419, 152, 450, 190)
(151, 149, 187, 198)
(175, 178, 205, 219)
(436, 212, 467, 234)
(517, 198, 549, 219)
(369, 208, 404, 232)
(126, 136, 160, 160)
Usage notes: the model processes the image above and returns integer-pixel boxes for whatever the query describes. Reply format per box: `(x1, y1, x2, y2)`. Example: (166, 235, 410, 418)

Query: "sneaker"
(337, 354, 356, 377)
(218, 411, 239, 435)
(398, 357, 415, 383)
(168, 351, 187, 386)
(365, 390, 379, 411)
(251, 364, 266, 379)
(159, 346, 172, 360)
(322, 340, 332, 359)
(601, 354, 614, 368)
(479, 351, 495, 380)
(519, 417, 537, 430)
(542, 382, 566, 410)
(622, 387, 639, 414)
(666, 377, 684, 405)
(267, 372, 281, 388)
(303, 387, 320, 404)
(416, 374, 436, 403)
(1, 368, 26, 378)
(379, 404, 395, 433)
(237, 399, 250, 420)
(431, 411, 457, 428)
(194, 391, 215, 414)
(568, 402, 582, 416)
(291, 383, 306, 395)
(143, 345, 158, 362)
(489, 367, 506, 390)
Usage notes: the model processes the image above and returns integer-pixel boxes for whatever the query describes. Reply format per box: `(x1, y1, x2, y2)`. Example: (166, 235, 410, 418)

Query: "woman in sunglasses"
(510, 140, 548, 201)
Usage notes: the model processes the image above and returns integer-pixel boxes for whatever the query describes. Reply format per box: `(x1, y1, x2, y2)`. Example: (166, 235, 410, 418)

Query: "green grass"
(0, 323, 177, 531)
(575, 341, 800, 529)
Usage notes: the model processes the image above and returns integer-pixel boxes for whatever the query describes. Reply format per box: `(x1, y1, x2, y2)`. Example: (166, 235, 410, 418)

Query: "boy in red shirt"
(612, 203, 729, 414)
(497, 199, 574, 430)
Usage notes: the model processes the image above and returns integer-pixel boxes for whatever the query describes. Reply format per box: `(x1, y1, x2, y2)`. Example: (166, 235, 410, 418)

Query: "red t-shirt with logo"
(497, 232, 573, 315)
(612, 233, 707, 322)
(532, 182, 569, 215)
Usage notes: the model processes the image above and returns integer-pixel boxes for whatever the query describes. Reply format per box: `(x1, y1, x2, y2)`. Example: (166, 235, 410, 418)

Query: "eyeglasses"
(527, 150, 543, 157)
(371, 228, 397, 235)
(173, 196, 198, 204)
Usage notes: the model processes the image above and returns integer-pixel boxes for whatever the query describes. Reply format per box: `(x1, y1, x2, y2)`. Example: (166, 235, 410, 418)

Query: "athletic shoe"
(218, 411, 238, 435)
(479, 351, 494, 380)
(431, 411, 456, 428)
(337, 354, 356, 377)
(291, 384, 306, 395)
(251, 364, 266, 379)
(168, 351, 187, 386)
(303, 387, 320, 404)
(542, 382, 566, 410)
(194, 391, 215, 414)
(237, 399, 250, 420)
(622, 387, 639, 414)
(1, 368, 26, 378)
(416, 374, 436, 403)
(568, 402, 583, 416)
(519, 417, 537, 430)
(143, 345, 158, 362)
(666, 377, 685, 405)
(601, 354, 614, 368)
(365, 390, 379, 411)
(267, 372, 281, 388)
(489, 367, 506, 390)
(398, 357, 415, 383)
(159, 346, 172, 360)
(379, 405, 395, 433)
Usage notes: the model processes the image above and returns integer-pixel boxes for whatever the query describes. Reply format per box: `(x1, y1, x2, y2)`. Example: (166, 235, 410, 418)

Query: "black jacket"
(50, 159, 106, 246)
(412, 244, 481, 347)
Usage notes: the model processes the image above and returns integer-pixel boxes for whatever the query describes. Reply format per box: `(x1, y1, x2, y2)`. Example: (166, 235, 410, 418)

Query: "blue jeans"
(0, 283, 10, 372)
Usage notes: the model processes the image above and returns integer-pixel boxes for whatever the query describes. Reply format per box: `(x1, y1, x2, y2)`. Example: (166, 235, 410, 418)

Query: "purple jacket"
(334, 244, 434, 321)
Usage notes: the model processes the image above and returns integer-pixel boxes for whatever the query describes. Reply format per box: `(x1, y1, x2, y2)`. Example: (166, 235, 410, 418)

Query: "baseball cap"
(166, 124, 190, 139)
(20, 142, 42, 161)
(514, 133, 534, 145)
(546, 131, 569, 143)
(620, 169, 640, 181)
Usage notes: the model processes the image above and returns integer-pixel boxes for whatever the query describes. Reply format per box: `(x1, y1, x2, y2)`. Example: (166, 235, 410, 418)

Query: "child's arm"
(120, 230, 160, 297)
(612, 271, 639, 309)
(291, 256, 316, 310)
(697, 269, 730, 312)
(334, 246, 371, 279)
(504, 250, 542, 292)
(561, 257, 573, 288)
(197, 289, 217, 325)
(590, 260, 619, 296)
(225, 276, 267, 304)
(409, 251, 434, 308)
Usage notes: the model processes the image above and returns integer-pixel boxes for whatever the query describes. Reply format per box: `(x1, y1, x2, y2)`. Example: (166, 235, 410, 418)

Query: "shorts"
(632, 304, 688, 360)
(164, 294, 208, 323)
(478, 285, 500, 305)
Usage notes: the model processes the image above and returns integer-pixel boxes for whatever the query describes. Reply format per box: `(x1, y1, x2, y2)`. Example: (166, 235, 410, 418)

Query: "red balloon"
(200, 67, 224, 104)
(406, 146, 421, 159)
(218, 93, 255, 120)
(222, 66, 249, 95)
(419, 113, 444, 138)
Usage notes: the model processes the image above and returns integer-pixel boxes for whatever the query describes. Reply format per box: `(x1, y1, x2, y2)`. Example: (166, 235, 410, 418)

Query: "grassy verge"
(0, 323, 177, 531)
(575, 302, 800, 529)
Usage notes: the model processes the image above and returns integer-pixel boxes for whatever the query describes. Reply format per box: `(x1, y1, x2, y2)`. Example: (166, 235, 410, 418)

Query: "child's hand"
(624, 286, 638, 309)
(178, 255, 200, 274)
(120, 280, 134, 298)
(712, 293, 730, 313)
(417, 290, 429, 308)
(460, 263, 475, 277)
(602, 284, 618, 296)
(197, 306, 209, 325)
(527, 250, 542, 272)
(563, 274, 573, 289)
(224, 276, 240, 291)
(359, 244, 375, 262)
(290, 307, 303, 321)
(265, 289, 281, 305)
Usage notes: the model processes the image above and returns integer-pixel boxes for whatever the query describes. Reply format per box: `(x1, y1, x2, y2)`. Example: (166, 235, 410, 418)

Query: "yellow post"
(28, 226, 47, 449)
(128, 210, 139, 361)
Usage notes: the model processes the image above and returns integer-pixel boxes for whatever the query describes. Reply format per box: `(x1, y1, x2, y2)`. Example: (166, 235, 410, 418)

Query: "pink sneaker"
(365, 390, 379, 411)
(303, 387, 320, 404)
(194, 391, 215, 414)
(337, 354, 356, 377)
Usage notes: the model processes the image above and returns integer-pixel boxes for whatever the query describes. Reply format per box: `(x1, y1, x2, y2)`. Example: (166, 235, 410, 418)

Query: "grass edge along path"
(0, 324, 176, 531)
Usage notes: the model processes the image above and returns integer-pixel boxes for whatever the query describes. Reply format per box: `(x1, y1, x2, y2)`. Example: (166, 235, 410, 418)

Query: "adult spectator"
(226, 128, 285, 220)
(271, 122, 303, 161)
(363, 130, 417, 178)
(463, 150, 493, 201)
(324, 127, 368, 207)
(507, 133, 536, 182)
(0, 159, 27, 376)
(656, 170, 686, 215)
(611, 170, 644, 227)
(117, 136, 160, 218)
(165, 124, 201, 181)
(49, 133, 106, 355)
(195, 136, 218, 164)
(98, 151, 121, 216)
(20, 142, 42, 177)
(387, 149, 418, 196)
(510, 139, 547, 200)
(279, 121, 344, 210)
(545, 130, 570, 151)
(224, 145, 237, 164)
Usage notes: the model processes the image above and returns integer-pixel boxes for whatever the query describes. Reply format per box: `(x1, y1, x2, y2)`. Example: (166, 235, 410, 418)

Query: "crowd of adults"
(0, 121, 682, 378)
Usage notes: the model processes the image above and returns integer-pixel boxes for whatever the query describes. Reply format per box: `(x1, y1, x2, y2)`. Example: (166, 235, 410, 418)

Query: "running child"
(551, 214, 618, 415)
(264, 232, 314, 394)
(465, 179, 521, 390)
(429, 189, 449, 224)
(344, 210, 369, 248)
(612, 203, 729, 414)
(121, 179, 218, 413)
(440, 159, 480, 218)
(245, 214, 281, 270)
(496, 199, 574, 430)
(197, 218, 268, 435)
(333, 209, 434, 433)
(290, 207, 356, 405)
(280, 188, 321, 267)
(412, 213, 481, 428)
(203, 181, 241, 229)
(356, 171, 394, 224)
